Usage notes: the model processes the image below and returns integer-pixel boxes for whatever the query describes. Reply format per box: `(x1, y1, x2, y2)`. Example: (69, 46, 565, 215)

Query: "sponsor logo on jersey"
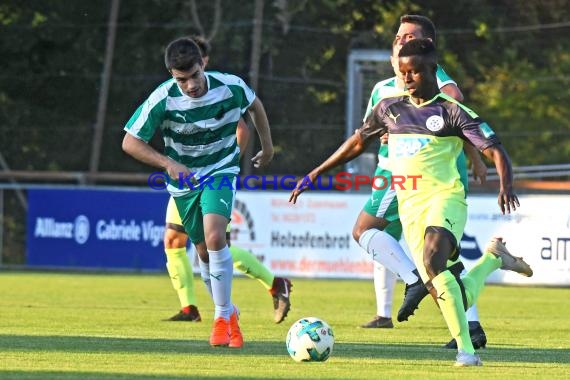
(387, 110, 401, 124)
(392, 137, 430, 158)
(478, 122, 496, 138)
(174, 112, 186, 122)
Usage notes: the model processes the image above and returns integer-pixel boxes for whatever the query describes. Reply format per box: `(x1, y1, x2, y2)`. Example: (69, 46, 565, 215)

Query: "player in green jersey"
(362, 38, 532, 366)
(161, 36, 292, 325)
(123, 36, 274, 348)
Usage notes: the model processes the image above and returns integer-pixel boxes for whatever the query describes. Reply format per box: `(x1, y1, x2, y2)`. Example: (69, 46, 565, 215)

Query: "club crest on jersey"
(425, 115, 444, 132)
(393, 137, 430, 158)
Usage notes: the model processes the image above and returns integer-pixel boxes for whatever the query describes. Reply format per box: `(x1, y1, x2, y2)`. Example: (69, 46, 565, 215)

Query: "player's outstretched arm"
(247, 98, 274, 168)
(122, 133, 192, 179)
(482, 144, 519, 214)
(288, 130, 368, 204)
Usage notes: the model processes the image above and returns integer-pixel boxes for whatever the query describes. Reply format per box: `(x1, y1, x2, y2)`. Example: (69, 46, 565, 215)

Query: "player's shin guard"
(209, 245, 234, 320)
(165, 248, 197, 308)
(461, 252, 502, 308)
(230, 245, 274, 290)
(359, 228, 419, 284)
(432, 270, 474, 354)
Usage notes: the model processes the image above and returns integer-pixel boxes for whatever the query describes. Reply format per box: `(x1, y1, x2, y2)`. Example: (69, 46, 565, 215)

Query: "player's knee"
(204, 229, 226, 250)
(164, 229, 187, 249)
(423, 251, 440, 279)
(352, 224, 364, 242)
(423, 230, 448, 278)
(352, 216, 387, 242)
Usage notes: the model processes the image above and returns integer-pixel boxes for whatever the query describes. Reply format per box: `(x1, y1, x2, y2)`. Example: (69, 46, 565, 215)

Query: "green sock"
(462, 251, 502, 307)
(165, 247, 197, 307)
(230, 245, 274, 290)
(432, 270, 474, 354)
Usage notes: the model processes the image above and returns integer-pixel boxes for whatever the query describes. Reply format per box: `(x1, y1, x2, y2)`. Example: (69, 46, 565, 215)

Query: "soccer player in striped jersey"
(161, 36, 292, 325)
(362, 38, 532, 366)
(122, 36, 274, 348)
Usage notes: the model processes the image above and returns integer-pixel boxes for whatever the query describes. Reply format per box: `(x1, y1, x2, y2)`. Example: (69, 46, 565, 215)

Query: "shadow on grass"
(0, 371, 271, 380)
(1, 334, 568, 364)
(0, 371, 254, 380)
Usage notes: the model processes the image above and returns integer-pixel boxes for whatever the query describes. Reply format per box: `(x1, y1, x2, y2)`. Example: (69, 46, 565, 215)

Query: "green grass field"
(0, 272, 569, 379)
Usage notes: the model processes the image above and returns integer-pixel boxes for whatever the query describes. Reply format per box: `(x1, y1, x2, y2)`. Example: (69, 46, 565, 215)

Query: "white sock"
(198, 256, 213, 298)
(373, 263, 397, 318)
(209, 245, 234, 320)
(359, 229, 419, 284)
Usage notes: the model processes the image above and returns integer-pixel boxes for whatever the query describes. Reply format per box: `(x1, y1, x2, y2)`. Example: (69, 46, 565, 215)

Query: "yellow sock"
(230, 245, 274, 290)
(432, 270, 474, 354)
(462, 251, 502, 307)
(165, 247, 197, 307)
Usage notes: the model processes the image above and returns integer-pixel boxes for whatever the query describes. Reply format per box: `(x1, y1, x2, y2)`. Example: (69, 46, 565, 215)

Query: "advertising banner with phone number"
(27, 188, 570, 285)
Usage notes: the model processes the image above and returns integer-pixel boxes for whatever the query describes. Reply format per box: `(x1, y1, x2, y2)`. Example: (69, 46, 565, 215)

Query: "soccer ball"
(286, 317, 334, 362)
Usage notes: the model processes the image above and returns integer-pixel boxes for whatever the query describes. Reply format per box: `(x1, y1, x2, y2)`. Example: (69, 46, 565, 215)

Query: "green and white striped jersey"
(124, 71, 255, 196)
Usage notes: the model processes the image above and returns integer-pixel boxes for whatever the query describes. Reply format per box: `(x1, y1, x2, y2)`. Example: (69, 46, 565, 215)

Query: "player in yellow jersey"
(362, 38, 532, 366)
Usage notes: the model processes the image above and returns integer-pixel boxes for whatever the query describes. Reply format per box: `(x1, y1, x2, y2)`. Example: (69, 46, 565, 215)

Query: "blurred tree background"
(0, 0, 569, 262)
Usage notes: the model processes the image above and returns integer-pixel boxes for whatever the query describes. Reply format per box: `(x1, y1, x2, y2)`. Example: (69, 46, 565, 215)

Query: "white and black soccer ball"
(286, 317, 334, 362)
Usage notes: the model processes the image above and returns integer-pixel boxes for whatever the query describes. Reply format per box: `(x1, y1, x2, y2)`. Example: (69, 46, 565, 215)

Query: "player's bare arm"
(464, 143, 488, 183)
(481, 144, 519, 214)
(289, 130, 370, 204)
(247, 97, 274, 168)
(122, 133, 192, 179)
(441, 83, 488, 183)
(236, 118, 250, 158)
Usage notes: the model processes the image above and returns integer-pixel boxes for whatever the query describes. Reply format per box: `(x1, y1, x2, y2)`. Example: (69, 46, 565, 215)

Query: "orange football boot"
(229, 308, 244, 348)
(209, 317, 230, 347)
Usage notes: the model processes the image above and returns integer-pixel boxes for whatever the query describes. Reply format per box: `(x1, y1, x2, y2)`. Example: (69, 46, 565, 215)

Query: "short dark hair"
(164, 37, 203, 71)
(188, 35, 211, 58)
(398, 38, 437, 62)
(400, 14, 436, 44)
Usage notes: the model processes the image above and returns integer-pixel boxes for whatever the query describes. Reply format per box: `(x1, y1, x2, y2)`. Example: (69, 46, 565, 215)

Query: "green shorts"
(362, 166, 402, 240)
(173, 174, 236, 243)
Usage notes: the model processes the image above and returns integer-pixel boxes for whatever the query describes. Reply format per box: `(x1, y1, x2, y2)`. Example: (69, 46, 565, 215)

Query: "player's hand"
(251, 149, 274, 168)
(165, 160, 194, 183)
(289, 173, 317, 204)
(472, 160, 488, 184)
(498, 187, 520, 214)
